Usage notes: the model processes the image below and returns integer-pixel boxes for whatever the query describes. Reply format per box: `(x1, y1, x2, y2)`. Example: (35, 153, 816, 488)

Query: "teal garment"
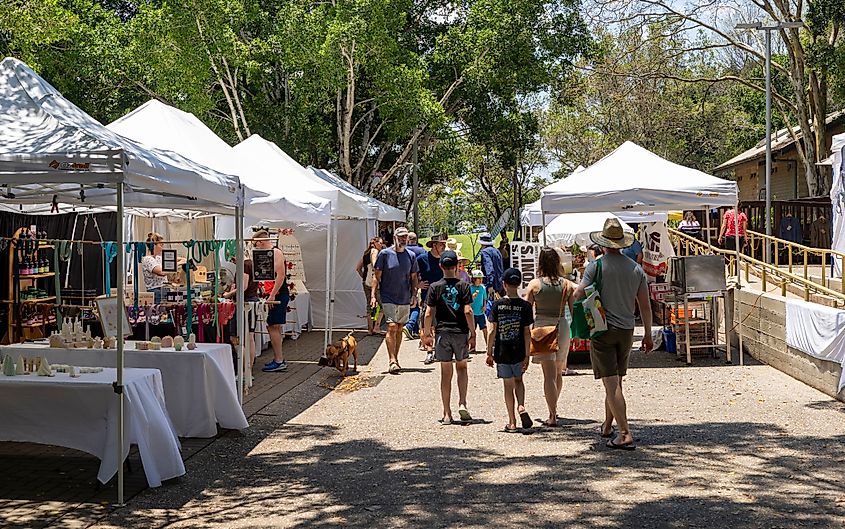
(470, 285, 487, 316)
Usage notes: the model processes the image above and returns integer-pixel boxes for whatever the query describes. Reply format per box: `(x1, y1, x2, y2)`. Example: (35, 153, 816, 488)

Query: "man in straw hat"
(573, 217, 652, 450)
(478, 232, 504, 298)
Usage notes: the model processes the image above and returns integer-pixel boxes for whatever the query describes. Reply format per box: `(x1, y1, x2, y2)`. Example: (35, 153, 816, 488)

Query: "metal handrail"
(744, 230, 845, 293)
(669, 228, 845, 306)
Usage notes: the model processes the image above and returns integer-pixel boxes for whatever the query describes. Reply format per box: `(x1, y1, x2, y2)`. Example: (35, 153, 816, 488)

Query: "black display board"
(252, 249, 275, 281)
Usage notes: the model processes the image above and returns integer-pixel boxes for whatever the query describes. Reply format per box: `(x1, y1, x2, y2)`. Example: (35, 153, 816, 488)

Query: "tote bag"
(571, 259, 607, 339)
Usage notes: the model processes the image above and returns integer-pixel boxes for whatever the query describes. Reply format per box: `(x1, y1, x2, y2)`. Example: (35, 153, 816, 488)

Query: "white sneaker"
(424, 352, 435, 364)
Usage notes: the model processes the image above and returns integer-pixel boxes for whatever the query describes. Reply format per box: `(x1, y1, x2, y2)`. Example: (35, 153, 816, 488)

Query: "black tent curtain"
(0, 210, 118, 330)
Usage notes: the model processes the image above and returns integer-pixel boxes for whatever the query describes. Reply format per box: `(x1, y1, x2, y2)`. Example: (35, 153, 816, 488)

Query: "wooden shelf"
(21, 320, 56, 328)
(21, 296, 56, 304)
(18, 272, 55, 280)
(37, 244, 54, 249)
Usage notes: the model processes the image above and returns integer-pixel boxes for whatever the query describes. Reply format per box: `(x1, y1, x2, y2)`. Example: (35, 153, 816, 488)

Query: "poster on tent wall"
(510, 242, 540, 292)
(641, 222, 675, 279)
(277, 229, 307, 284)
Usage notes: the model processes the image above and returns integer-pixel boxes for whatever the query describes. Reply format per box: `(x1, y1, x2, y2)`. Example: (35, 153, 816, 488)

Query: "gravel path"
(90, 330, 845, 529)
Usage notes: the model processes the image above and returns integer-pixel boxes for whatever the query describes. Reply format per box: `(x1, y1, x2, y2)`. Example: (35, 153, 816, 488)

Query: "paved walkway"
(73, 329, 845, 529)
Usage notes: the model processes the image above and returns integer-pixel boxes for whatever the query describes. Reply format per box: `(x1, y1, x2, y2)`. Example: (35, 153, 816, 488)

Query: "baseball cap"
(471, 269, 484, 279)
(439, 250, 458, 267)
(394, 227, 409, 237)
(503, 267, 522, 286)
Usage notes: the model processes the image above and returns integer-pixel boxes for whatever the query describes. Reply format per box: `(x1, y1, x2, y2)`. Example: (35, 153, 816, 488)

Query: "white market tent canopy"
(0, 58, 241, 211)
(310, 168, 406, 222)
(0, 56, 253, 504)
(540, 141, 737, 214)
(522, 198, 667, 227)
(107, 100, 331, 225)
(538, 212, 634, 249)
(233, 135, 374, 220)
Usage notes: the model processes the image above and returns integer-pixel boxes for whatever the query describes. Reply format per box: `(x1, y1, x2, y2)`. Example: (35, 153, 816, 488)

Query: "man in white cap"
(573, 218, 652, 451)
(479, 232, 504, 298)
(373, 226, 419, 374)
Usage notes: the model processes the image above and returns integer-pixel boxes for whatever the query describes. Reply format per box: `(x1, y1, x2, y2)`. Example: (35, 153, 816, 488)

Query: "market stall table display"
(0, 367, 184, 487)
(3, 342, 248, 438)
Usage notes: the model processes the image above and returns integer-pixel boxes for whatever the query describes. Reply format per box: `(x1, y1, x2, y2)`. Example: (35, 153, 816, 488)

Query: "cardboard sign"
(641, 222, 675, 278)
(277, 229, 306, 283)
(252, 249, 276, 281)
(161, 250, 178, 272)
(509, 242, 540, 291)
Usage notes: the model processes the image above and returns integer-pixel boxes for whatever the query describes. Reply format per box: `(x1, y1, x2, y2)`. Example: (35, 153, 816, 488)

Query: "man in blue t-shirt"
(415, 232, 447, 364)
(373, 227, 419, 374)
(403, 232, 426, 339)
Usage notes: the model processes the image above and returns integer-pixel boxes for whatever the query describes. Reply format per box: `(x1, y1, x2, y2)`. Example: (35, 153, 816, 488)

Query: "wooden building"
(714, 110, 845, 202)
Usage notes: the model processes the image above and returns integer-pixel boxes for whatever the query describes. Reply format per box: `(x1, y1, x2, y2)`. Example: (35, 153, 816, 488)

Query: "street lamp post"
(735, 20, 802, 264)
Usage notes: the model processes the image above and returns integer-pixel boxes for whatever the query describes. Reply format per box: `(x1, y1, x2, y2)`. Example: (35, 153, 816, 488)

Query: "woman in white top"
(678, 211, 702, 239)
(142, 232, 168, 303)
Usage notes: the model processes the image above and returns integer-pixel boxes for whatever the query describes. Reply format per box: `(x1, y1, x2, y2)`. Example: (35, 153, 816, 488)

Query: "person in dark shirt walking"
(487, 268, 534, 432)
(422, 250, 475, 424)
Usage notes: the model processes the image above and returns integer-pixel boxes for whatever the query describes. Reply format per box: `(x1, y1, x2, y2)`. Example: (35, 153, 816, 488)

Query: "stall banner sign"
(277, 229, 306, 283)
(509, 242, 540, 291)
(641, 222, 675, 278)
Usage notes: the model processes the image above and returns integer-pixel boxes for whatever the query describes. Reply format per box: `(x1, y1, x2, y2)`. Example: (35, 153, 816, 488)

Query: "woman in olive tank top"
(524, 247, 575, 427)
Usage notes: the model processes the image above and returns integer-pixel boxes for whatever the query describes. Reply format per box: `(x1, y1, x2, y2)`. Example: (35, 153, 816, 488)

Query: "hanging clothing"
(810, 217, 832, 248)
(778, 215, 803, 244)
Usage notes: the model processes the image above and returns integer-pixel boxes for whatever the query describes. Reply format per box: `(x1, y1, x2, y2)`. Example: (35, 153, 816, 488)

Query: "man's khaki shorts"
(382, 303, 410, 325)
(590, 327, 635, 379)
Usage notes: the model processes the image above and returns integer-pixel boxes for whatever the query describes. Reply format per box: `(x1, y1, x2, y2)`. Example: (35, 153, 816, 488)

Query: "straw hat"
(446, 237, 463, 252)
(589, 218, 635, 249)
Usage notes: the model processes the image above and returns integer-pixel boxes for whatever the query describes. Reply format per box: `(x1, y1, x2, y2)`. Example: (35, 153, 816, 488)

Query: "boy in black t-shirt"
(486, 268, 534, 432)
(423, 250, 475, 424)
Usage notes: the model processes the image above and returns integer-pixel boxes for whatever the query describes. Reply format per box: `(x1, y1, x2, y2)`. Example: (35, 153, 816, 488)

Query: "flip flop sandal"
(438, 418, 452, 426)
(600, 422, 615, 438)
(388, 362, 400, 374)
(606, 439, 636, 451)
(541, 420, 559, 428)
(519, 411, 533, 429)
(503, 425, 520, 433)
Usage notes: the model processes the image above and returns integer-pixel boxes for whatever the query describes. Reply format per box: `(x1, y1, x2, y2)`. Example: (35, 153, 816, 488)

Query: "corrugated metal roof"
(715, 109, 845, 172)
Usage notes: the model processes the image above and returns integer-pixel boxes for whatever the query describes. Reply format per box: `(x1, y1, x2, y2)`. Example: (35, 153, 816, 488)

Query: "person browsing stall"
(254, 230, 290, 373)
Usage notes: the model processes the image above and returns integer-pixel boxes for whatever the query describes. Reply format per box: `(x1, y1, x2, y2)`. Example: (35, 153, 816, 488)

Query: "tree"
(585, 0, 845, 195)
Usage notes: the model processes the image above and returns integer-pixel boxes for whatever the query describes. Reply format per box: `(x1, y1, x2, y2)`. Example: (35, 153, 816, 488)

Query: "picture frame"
(95, 295, 132, 338)
(252, 249, 276, 281)
(161, 249, 178, 272)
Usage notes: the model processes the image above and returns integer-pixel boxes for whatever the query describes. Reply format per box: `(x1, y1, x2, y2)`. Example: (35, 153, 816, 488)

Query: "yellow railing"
(744, 230, 845, 294)
(669, 228, 845, 306)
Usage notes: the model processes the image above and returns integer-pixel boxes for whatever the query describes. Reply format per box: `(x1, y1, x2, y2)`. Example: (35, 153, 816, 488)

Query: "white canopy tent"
(830, 132, 845, 277)
(107, 100, 332, 226)
(232, 135, 380, 346)
(0, 57, 247, 503)
(309, 167, 406, 222)
(539, 141, 743, 363)
(538, 212, 634, 249)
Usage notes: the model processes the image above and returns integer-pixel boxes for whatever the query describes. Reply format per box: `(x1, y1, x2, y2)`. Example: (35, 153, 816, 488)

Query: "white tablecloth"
(3, 343, 248, 438)
(785, 299, 845, 391)
(0, 368, 185, 487)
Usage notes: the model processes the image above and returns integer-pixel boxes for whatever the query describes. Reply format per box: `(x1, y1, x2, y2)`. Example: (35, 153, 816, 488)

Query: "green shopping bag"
(571, 259, 604, 339)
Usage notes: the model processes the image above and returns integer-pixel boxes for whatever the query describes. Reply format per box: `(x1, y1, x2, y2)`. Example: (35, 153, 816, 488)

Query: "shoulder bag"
(530, 281, 568, 355)
(571, 259, 605, 339)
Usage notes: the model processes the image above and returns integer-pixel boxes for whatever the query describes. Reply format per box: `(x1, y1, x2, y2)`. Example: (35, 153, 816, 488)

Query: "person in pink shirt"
(718, 205, 748, 252)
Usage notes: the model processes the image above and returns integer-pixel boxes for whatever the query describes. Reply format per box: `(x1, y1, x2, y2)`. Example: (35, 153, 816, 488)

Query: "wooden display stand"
(2, 227, 56, 344)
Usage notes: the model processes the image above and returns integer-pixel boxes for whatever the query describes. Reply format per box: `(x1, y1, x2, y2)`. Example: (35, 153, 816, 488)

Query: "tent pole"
(235, 201, 245, 403)
(704, 205, 711, 247)
(323, 220, 332, 351)
(329, 220, 338, 340)
(734, 198, 743, 367)
(116, 180, 125, 506)
(542, 211, 547, 246)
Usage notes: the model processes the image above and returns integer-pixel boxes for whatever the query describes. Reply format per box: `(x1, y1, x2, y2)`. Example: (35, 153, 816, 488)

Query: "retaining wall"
(733, 289, 845, 402)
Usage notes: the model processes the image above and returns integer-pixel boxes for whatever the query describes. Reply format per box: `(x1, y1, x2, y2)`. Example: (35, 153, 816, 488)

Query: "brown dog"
(324, 332, 358, 377)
